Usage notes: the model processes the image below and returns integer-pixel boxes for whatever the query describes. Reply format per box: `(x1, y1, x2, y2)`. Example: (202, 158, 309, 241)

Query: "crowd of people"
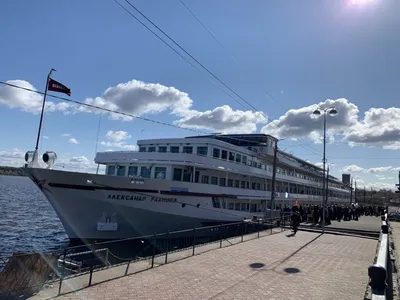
(281, 203, 387, 226)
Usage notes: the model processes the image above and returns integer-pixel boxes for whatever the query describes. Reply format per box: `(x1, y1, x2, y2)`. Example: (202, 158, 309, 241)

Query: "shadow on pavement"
(283, 267, 300, 274)
(249, 263, 265, 269)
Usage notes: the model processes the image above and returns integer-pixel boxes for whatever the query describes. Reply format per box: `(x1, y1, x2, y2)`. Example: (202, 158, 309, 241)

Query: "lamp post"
(313, 107, 337, 233)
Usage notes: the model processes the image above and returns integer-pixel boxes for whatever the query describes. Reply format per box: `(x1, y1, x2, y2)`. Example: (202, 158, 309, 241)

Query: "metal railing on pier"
(0, 214, 292, 299)
(368, 212, 392, 300)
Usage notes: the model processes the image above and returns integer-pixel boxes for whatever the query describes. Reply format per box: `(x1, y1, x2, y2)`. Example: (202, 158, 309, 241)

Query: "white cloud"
(342, 164, 366, 173)
(174, 105, 267, 134)
(260, 98, 400, 150)
(343, 107, 400, 149)
(105, 130, 131, 142)
(314, 162, 335, 169)
(68, 138, 79, 144)
(0, 80, 70, 113)
(61, 133, 71, 137)
(0, 148, 25, 167)
(342, 164, 400, 173)
(261, 98, 358, 140)
(43, 136, 49, 139)
(100, 130, 137, 151)
(78, 79, 266, 133)
(77, 79, 193, 120)
(100, 141, 137, 150)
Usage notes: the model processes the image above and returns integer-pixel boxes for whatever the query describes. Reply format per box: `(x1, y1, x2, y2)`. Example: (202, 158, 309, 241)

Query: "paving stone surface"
(56, 229, 377, 300)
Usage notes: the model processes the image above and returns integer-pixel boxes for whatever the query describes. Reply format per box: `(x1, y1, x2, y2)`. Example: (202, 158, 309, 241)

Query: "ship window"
(235, 154, 241, 163)
(139, 147, 146, 152)
(241, 181, 246, 189)
(201, 175, 209, 184)
(252, 161, 257, 168)
(107, 165, 116, 175)
(213, 148, 220, 158)
(140, 166, 151, 178)
(229, 152, 235, 162)
(227, 179, 233, 187)
(173, 168, 182, 181)
(252, 182, 256, 189)
(242, 156, 247, 165)
(159, 146, 167, 153)
(182, 170, 191, 182)
(155, 167, 166, 179)
(211, 176, 218, 185)
(183, 146, 193, 154)
(234, 180, 240, 188)
(148, 147, 156, 152)
(117, 166, 126, 176)
(235, 203, 241, 211)
(257, 183, 261, 190)
(228, 203, 234, 210)
(219, 178, 226, 186)
(212, 198, 220, 208)
(221, 150, 227, 160)
(128, 166, 138, 177)
(171, 146, 179, 153)
(197, 146, 208, 156)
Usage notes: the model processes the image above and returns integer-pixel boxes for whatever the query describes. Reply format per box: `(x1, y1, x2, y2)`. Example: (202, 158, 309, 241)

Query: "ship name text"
(107, 194, 177, 203)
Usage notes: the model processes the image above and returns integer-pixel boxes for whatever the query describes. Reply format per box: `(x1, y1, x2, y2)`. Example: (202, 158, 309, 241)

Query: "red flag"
(48, 78, 71, 96)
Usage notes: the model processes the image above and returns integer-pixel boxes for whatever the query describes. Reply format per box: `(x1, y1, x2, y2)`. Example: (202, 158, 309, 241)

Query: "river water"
(0, 175, 69, 261)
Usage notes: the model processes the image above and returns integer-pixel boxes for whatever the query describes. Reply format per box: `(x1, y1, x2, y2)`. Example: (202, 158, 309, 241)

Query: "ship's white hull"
(23, 168, 268, 241)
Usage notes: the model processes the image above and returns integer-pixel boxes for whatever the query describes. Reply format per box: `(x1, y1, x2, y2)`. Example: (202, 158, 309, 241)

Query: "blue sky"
(0, 0, 399, 190)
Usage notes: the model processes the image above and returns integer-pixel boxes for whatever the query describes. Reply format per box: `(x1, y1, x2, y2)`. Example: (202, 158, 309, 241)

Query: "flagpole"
(35, 68, 55, 150)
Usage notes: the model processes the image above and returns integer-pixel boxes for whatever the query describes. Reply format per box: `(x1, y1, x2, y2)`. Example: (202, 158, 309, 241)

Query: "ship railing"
(2, 214, 290, 298)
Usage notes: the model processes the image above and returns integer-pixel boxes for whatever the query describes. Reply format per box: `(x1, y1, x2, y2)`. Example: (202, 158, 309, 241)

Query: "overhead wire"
(2, 80, 393, 165)
(178, 0, 239, 64)
(115, 0, 322, 157)
(113, 0, 249, 112)
(0, 80, 300, 151)
(176, 0, 322, 155)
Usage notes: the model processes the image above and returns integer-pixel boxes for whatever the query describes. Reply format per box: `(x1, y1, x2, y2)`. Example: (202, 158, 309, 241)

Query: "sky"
(0, 0, 399, 190)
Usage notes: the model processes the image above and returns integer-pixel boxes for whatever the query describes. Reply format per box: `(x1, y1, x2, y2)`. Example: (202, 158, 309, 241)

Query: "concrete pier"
(29, 217, 382, 300)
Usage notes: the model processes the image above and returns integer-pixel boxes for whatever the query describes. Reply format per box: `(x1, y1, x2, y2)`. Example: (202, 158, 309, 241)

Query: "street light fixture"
(313, 107, 337, 233)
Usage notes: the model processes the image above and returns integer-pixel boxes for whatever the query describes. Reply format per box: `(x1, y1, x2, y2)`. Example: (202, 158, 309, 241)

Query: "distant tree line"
(0, 166, 27, 177)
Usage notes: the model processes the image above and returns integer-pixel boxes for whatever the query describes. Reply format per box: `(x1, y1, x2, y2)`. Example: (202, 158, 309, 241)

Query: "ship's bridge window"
(211, 176, 218, 185)
(159, 146, 167, 153)
(139, 147, 146, 152)
(107, 165, 116, 175)
(171, 146, 179, 153)
(117, 166, 126, 176)
(140, 166, 151, 178)
(183, 146, 193, 154)
(182, 169, 191, 182)
(236, 154, 241, 163)
(197, 146, 208, 156)
(221, 150, 227, 160)
(128, 166, 138, 177)
(213, 148, 220, 158)
(173, 168, 182, 181)
(229, 152, 235, 162)
(201, 175, 209, 184)
(155, 167, 166, 179)
(242, 156, 247, 165)
(148, 146, 156, 152)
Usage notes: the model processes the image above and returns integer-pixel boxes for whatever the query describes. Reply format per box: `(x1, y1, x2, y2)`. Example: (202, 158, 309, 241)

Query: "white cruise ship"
(23, 134, 352, 242)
